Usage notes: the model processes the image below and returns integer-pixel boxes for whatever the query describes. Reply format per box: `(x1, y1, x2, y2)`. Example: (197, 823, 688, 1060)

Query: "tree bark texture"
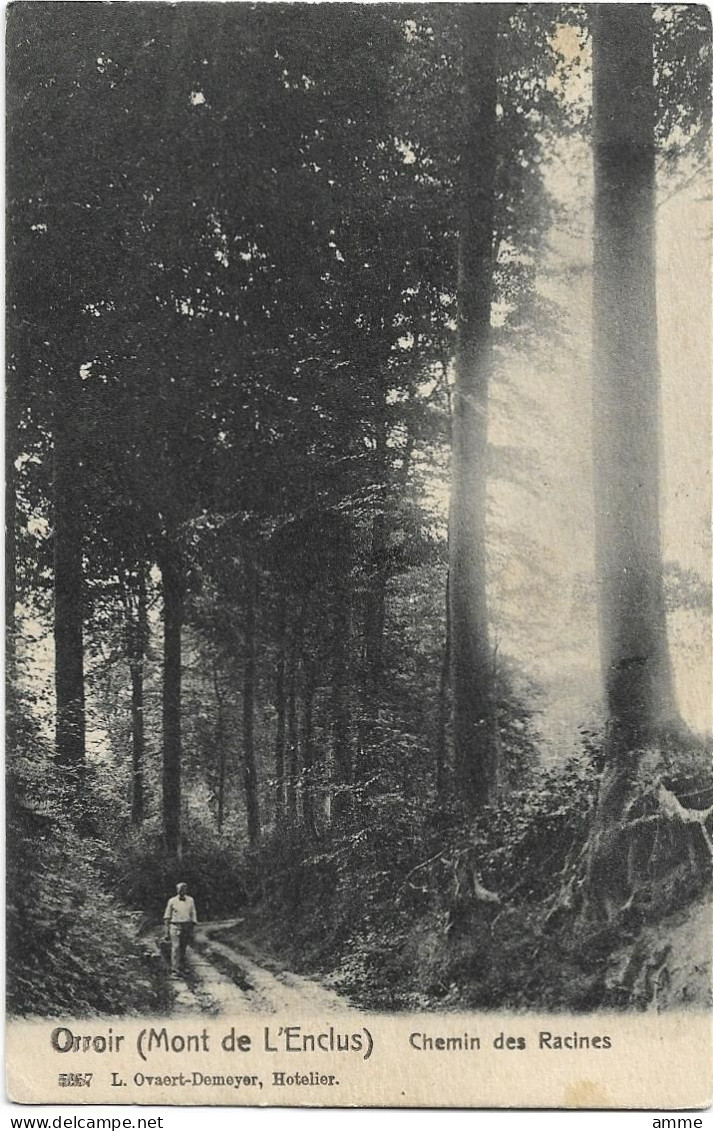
(53, 386, 86, 769)
(449, 4, 501, 813)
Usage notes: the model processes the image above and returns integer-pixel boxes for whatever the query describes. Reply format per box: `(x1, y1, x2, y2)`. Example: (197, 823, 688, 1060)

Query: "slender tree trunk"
(365, 405, 388, 694)
(161, 552, 183, 858)
(217, 747, 227, 834)
(357, 375, 388, 789)
(301, 656, 319, 841)
(53, 388, 86, 770)
(331, 531, 353, 828)
(286, 628, 300, 825)
(128, 570, 147, 826)
(129, 659, 145, 825)
(435, 361, 454, 803)
(366, 512, 387, 688)
(274, 593, 288, 827)
(331, 609, 353, 828)
(449, 5, 501, 812)
(242, 555, 261, 846)
(212, 663, 227, 835)
(591, 4, 676, 747)
(436, 570, 451, 800)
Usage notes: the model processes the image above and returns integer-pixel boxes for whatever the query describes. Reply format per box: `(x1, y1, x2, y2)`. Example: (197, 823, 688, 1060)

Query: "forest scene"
(6, 1, 713, 1019)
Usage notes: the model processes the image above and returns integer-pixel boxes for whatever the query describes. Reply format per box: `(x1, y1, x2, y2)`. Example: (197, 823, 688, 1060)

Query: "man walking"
(163, 882, 198, 977)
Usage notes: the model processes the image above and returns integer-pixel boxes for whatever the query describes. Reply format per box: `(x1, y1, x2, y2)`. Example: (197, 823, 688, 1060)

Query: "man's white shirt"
(164, 895, 198, 924)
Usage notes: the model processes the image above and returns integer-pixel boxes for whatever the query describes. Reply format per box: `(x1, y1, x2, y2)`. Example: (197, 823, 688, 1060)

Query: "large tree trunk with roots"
(587, 5, 682, 919)
(449, 4, 501, 814)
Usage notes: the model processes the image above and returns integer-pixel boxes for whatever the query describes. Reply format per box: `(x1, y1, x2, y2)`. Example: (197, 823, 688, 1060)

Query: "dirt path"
(168, 919, 353, 1015)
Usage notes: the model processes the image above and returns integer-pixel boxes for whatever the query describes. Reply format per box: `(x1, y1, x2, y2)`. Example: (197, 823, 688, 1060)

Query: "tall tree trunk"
(286, 627, 300, 826)
(436, 570, 451, 800)
(161, 552, 183, 858)
(365, 405, 388, 694)
(242, 555, 261, 846)
(435, 363, 454, 803)
(129, 659, 145, 825)
(331, 533, 353, 829)
(53, 388, 86, 770)
(358, 373, 388, 789)
(273, 593, 288, 827)
(212, 662, 227, 835)
(301, 655, 319, 842)
(587, 6, 678, 918)
(449, 5, 501, 813)
(128, 569, 147, 826)
(592, 4, 676, 747)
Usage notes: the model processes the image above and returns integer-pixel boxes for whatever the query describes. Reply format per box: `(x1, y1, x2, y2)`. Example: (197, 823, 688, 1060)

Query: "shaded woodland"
(6, 2, 713, 1016)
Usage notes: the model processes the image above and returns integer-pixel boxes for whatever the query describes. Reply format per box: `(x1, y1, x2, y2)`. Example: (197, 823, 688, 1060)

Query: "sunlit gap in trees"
(415, 18, 710, 744)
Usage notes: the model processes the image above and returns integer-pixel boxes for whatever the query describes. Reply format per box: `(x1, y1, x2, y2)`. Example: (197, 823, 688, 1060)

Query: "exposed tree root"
(584, 753, 713, 925)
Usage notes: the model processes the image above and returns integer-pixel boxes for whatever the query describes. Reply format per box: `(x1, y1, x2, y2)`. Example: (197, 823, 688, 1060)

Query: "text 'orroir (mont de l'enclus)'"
(49, 1025, 375, 1062)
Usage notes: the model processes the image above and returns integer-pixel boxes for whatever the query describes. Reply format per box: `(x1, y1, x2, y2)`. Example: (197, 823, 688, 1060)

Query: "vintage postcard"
(6, 0, 712, 1109)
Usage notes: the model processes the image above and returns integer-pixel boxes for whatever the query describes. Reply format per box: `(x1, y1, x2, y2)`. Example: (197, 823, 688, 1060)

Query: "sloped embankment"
(604, 897, 712, 1010)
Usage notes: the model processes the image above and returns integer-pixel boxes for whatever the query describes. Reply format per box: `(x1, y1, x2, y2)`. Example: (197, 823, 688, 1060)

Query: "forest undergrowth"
(7, 704, 169, 1018)
(216, 732, 713, 1014)
(8, 687, 712, 1019)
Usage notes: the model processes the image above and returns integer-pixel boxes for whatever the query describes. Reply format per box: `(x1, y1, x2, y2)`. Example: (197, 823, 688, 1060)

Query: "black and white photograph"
(5, 0, 712, 1108)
